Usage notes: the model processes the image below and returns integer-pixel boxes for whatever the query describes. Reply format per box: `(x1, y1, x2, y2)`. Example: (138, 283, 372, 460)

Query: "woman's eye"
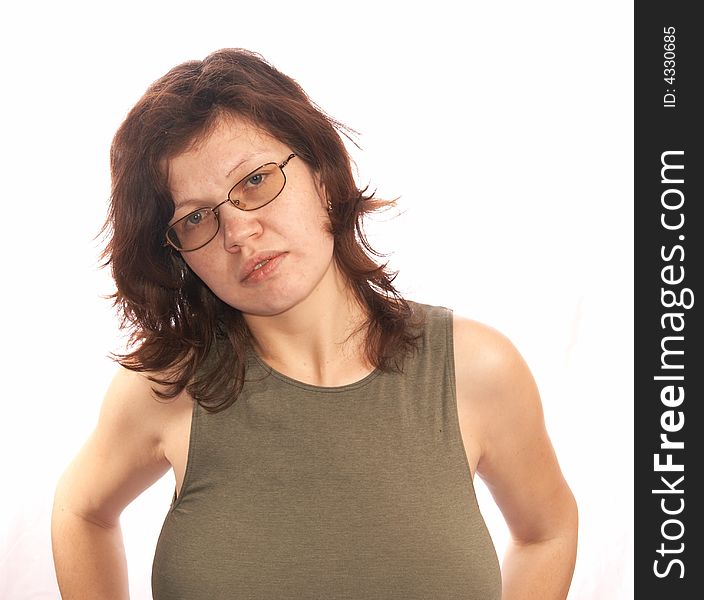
(185, 210, 207, 226)
(246, 173, 265, 187)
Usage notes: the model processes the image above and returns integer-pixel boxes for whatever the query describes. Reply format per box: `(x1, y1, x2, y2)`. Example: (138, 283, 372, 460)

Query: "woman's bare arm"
(453, 316, 578, 600)
(51, 368, 173, 599)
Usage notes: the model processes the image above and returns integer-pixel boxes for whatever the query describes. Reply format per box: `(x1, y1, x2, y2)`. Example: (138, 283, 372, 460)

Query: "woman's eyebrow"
(225, 152, 267, 181)
(172, 153, 269, 210)
(173, 198, 211, 211)
(225, 158, 248, 180)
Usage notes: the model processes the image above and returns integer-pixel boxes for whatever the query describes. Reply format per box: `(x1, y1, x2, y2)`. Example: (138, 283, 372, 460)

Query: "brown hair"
(103, 48, 424, 412)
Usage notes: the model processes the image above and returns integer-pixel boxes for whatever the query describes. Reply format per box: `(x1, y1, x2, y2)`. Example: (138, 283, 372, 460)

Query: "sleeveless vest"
(152, 301, 501, 599)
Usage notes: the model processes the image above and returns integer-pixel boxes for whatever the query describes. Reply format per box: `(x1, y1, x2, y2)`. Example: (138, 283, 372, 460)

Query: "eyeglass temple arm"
(279, 153, 296, 168)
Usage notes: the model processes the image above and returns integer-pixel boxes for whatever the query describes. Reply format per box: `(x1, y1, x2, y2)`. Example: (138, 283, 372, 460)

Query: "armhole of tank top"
(443, 306, 482, 502)
(169, 398, 199, 512)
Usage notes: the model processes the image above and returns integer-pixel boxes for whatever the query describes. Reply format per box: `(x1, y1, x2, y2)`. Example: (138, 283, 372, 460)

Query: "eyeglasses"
(165, 153, 297, 252)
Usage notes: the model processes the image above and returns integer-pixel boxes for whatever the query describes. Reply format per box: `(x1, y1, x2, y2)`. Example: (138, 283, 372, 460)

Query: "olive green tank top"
(152, 301, 501, 599)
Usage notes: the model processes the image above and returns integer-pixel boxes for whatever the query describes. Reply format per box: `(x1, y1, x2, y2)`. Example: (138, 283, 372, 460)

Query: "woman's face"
(167, 115, 336, 318)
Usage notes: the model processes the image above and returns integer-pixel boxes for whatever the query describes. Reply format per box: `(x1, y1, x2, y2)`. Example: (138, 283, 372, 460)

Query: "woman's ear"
(314, 173, 331, 213)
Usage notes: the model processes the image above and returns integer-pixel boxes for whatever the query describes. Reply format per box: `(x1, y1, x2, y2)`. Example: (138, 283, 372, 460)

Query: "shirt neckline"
(248, 348, 382, 393)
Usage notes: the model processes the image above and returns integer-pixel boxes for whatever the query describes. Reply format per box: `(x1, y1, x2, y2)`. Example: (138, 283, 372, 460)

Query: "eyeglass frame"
(164, 153, 297, 252)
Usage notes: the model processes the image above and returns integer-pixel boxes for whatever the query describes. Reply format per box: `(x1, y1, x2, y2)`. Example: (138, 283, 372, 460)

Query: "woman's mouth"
(241, 253, 285, 284)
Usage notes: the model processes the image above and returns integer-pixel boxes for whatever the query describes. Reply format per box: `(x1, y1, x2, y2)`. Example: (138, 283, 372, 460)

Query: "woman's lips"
(241, 253, 285, 284)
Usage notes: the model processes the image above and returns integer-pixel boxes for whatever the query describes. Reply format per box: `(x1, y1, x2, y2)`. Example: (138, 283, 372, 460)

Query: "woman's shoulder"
(451, 313, 528, 386)
(90, 367, 194, 471)
(101, 366, 193, 431)
(450, 310, 545, 468)
(407, 300, 518, 359)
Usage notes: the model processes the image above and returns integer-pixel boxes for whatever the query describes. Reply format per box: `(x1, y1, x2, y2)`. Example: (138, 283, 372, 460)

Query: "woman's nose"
(218, 202, 263, 251)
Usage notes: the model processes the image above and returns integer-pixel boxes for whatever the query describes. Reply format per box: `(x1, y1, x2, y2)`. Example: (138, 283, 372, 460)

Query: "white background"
(0, 1, 633, 598)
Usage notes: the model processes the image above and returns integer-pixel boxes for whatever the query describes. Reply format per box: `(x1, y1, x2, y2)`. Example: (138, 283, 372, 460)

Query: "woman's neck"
(242, 264, 372, 386)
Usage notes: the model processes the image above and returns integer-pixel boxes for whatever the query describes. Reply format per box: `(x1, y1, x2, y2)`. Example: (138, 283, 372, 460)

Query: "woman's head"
(105, 48, 419, 411)
(166, 113, 338, 318)
(107, 48, 375, 314)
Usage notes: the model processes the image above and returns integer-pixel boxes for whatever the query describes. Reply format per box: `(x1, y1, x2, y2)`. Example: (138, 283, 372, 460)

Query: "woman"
(51, 48, 577, 599)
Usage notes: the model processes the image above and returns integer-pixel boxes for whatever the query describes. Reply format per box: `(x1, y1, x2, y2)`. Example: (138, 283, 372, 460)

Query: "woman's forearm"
(51, 507, 130, 600)
(501, 533, 578, 600)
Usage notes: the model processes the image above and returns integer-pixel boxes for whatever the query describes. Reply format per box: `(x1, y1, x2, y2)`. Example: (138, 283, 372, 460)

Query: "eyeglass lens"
(166, 162, 286, 251)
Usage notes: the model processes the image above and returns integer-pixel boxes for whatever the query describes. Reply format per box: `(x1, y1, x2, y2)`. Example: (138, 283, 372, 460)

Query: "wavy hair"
(102, 48, 424, 412)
